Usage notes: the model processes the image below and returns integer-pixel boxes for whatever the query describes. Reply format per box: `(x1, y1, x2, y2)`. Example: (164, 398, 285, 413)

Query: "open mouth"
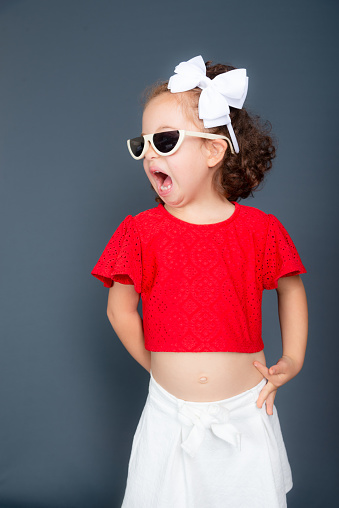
(152, 170, 173, 194)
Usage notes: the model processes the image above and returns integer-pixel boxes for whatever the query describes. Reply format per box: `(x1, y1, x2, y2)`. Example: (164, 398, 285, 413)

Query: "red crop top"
(91, 202, 307, 353)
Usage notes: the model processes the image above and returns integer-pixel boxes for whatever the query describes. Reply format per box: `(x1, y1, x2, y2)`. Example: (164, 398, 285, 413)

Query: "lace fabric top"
(91, 202, 307, 352)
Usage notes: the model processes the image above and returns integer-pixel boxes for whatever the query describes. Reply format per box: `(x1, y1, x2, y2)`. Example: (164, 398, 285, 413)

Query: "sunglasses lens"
(153, 131, 180, 154)
(129, 136, 144, 158)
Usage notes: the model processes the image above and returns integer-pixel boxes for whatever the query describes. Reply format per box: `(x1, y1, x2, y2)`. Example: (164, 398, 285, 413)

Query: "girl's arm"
(107, 282, 151, 373)
(253, 274, 308, 414)
(276, 274, 308, 371)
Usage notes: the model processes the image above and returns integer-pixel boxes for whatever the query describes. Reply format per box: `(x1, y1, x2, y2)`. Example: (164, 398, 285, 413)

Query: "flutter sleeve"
(91, 215, 142, 293)
(263, 213, 307, 290)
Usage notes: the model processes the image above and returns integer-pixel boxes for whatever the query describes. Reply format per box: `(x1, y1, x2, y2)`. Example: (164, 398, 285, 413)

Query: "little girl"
(91, 56, 308, 508)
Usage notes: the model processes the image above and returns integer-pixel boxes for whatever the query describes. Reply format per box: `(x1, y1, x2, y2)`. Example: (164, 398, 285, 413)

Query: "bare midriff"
(150, 350, 266, 402)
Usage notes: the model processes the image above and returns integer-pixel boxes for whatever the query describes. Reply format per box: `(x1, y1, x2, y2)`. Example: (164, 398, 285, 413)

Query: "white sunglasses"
(127, 129, 234, 160)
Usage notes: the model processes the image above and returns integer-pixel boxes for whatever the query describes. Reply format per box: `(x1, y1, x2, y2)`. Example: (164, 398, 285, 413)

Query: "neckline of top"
(158, 201, 241, 227)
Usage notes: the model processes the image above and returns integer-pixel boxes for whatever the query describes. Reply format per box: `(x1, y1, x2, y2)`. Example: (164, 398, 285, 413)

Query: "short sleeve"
(91, 215, 142, 293)
(263, 214, 307, 290)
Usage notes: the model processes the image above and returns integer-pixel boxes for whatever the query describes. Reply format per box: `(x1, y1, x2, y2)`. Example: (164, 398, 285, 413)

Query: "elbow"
(107, 305, 116, 324)
(106, 305, 138, 324)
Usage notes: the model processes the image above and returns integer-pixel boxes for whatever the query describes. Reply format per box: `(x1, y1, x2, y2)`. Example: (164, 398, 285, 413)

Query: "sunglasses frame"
(127, 129, 235, 160)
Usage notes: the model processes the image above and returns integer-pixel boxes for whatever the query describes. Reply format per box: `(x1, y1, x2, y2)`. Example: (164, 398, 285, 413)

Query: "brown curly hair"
(141, 61, 276, 204)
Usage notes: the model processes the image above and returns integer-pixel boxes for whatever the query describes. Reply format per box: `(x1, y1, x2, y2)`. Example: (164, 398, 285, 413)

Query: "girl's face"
(141, 93, 222, 210)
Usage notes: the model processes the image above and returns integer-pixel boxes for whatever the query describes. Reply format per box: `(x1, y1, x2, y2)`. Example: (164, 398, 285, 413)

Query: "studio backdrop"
(0, 1, 338, 507)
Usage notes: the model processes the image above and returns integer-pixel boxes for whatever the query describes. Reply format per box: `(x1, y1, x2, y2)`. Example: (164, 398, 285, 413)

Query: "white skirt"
(121, 371, 293, 508)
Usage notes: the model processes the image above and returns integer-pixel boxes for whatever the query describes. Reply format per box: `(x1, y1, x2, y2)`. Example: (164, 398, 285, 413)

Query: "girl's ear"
(206, 139, 228, 168)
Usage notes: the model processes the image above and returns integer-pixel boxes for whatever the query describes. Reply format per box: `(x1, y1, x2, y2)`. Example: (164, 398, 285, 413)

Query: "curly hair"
(141, 61, 276, 204)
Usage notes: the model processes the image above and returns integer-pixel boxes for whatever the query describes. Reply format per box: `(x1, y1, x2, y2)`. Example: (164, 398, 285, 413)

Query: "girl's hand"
(253, 355, 300, 416)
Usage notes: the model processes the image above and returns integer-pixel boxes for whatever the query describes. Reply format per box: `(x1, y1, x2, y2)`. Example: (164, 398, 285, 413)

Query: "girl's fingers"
(254, 361, 284, 387)
(253, 361, 270, 377)
(268, 361, 284, 376)
(253, 361, 281, 413)
(256, 384, 269, 408)
(265, 390, 276, 415)
(253, 360, 281, 377)
(256, 382, 277, 414)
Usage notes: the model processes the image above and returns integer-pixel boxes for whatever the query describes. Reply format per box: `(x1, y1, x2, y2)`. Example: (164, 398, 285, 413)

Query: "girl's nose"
(144, 141, 158, 160)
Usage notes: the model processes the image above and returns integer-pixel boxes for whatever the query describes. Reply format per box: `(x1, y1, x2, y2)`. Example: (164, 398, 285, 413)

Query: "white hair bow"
(168, 55, 248, 153)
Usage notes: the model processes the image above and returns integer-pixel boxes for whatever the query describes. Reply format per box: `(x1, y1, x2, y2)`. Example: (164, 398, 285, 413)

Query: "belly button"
(199, 376, 208, 384)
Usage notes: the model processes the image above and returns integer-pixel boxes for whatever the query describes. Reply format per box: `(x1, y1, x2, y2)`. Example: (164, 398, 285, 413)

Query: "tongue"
(163, 175, 172, 187)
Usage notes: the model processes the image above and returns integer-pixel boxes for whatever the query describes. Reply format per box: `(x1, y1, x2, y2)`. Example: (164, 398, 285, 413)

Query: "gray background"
(0, 0, 338, 506)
